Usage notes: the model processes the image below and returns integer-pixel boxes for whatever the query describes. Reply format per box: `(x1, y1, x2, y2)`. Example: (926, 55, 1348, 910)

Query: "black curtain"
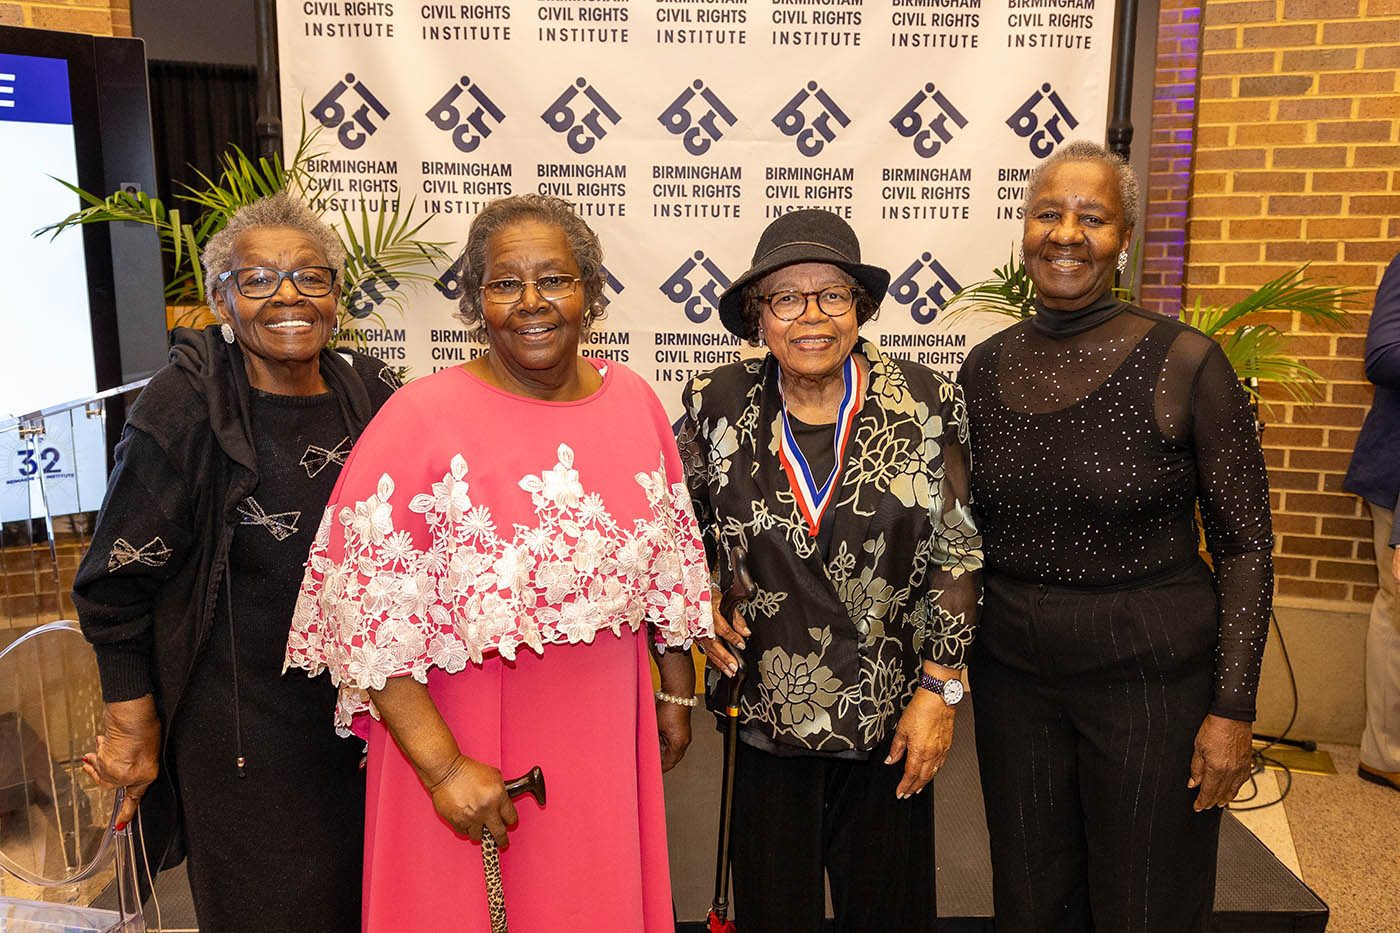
(146, 60, 258, 214)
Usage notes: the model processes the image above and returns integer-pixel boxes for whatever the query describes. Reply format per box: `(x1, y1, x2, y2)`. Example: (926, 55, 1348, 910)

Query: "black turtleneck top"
(958, 297, 1274, 721)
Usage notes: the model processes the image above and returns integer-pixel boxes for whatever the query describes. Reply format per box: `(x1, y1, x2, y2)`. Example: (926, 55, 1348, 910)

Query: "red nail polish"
(115, 821, 128, 831)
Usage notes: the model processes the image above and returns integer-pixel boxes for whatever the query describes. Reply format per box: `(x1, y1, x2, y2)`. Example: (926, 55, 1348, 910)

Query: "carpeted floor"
(1278, 742, 1400, 932)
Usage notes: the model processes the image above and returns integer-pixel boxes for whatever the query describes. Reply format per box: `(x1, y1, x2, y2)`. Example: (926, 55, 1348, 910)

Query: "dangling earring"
(1116, 250, 1129, 273)
(221, 322, 235, 344)
(757, 325, 765, 346)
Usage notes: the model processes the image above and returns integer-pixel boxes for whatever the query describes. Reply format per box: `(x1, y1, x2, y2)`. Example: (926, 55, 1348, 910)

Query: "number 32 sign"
(1, 414, 107, 523)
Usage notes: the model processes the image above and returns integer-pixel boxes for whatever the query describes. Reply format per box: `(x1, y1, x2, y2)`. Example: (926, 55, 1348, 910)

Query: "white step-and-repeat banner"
(276, 0, 1113, 415)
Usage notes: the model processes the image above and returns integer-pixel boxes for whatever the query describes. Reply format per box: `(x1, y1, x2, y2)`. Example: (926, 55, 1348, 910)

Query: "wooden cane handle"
(717, 546, 757, 622)
(503, 766, 546, 807)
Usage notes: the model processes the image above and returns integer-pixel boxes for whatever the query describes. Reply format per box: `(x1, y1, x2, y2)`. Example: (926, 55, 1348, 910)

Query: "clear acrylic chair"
(0, 620, 145, 932)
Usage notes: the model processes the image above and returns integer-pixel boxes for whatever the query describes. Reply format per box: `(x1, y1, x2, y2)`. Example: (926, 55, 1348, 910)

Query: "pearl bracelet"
(655, 689, 698, 708)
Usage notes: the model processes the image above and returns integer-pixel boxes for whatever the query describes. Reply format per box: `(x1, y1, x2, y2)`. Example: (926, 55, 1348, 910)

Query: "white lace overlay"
(286, 444, 712, 730)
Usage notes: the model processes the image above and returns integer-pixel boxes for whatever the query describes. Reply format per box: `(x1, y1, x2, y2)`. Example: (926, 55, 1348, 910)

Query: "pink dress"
(285, 361, 711, 931)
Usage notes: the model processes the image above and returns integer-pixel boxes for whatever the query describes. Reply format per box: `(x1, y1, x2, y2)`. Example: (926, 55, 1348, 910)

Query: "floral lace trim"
(285, 443, 712, 731)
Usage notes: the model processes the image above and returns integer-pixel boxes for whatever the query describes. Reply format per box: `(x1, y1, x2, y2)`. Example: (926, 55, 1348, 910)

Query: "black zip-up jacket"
(71, 324, 398, 869)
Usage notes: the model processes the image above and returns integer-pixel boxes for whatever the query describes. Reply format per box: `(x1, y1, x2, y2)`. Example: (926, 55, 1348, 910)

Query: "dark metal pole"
(1107, 0, 1139, 161)
(254, 0, 282, 160)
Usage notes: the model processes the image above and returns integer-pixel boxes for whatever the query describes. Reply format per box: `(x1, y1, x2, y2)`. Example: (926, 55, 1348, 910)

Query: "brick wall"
(1141, 0, 1204, 317)
(1184, 0, 1398, 605)
(0, 0, 131, 36)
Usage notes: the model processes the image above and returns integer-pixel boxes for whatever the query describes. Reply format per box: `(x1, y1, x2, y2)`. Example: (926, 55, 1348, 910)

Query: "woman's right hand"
(425, 754, 519, 848)
(82, 696, 161, 827)
(699, 589, 750, 677)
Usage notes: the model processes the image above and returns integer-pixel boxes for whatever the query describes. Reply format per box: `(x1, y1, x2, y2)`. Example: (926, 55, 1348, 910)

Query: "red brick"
(1196, 148, 1269, 170)
(1283, 0, 1360, 14)
(1199, 76, 1237, 98)
(1226, 264, 1307, 286)
(29, 9, 113, 32)
(1322, 19, 1400, 42)
(1284, 492, 1366, 515)
(1282, 534, 1355, 556)
(1186, 265, 1223, 285)
(1270, 470, 1325, 491)
(1317, 71, 1399, 94)
(1353, 584, 1380, 603)
(1323, 473, 1349, 493)
(1204, 0, 1285, 24)
(0, 5, 24, 26)
(1357, 96, 1400, 119)
(1189, 219, 1224, 240)
(1199, 99, 1274, 123)
(1267, 194, 1345, 215)
(1203, 51, 1279, 73)
(1237, 122, 1310, 145)
(1327, 427, 1362, 448)
(1288, 448, 1355, 470)
(1242, 23, 1319, 46)
(1195, 242, 1266, 262)
(1306, 217, 1382, 238)
(1273, 146, 1348, 168)
(1315, 559, 1377, 582)
(1231, 170, 1308, 192)
(1317, 120, 1394, 143)
(1277, 98, 1355, 120)
(1363, 45, 1400, 67)
(1359, 540, 1376, 561)
(1272, 513, 1321, 534)
(1276, 578, 1350, 599)
(1203, 25, 1240, 49)
(1354, 145, 1400, 166)
(1272, 555, 1315, 576)
(1344, 241, 1400, 262)
(1281, 48, 1361, 71)
(1191, 195, 1268, 216)
(1312, 170, 1392, 191)
(1197, 125, 1233, 148)
(1350, 194, 1400, 213)
(1265, 243, 1342, 264)
(1189, 174, 1228, 194)
(1321, 516, 1375, 537)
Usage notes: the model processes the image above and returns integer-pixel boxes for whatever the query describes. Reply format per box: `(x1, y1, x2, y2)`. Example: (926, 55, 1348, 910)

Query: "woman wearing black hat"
(677, 209, 982, 931)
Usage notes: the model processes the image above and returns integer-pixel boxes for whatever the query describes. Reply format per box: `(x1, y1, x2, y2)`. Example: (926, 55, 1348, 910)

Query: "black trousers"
(730, 737, 937, 933)
(971, 565, 1224, 933)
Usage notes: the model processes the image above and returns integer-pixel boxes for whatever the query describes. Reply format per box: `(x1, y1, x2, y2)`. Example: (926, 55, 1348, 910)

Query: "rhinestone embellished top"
(959, 302, 1274, 719)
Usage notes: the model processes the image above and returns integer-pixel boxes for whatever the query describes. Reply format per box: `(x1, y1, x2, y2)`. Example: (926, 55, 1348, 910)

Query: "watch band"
(917, 671, 964, 705)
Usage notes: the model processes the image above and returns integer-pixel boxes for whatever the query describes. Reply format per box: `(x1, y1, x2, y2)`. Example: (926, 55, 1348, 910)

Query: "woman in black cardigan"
(73, 190, 398, 932)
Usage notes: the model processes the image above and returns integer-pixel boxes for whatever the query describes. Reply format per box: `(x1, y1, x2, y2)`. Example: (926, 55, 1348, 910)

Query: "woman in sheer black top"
(958, 140, 1272, 932)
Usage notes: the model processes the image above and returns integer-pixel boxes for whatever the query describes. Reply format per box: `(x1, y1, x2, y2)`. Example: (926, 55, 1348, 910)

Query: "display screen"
(0, 51, 98, 418)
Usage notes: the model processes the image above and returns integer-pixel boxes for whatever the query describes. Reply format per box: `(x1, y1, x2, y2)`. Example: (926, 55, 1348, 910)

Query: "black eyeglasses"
(759, 284, 859, 320)
(218, 266, 338, 299)
(481, 275, 580, 304)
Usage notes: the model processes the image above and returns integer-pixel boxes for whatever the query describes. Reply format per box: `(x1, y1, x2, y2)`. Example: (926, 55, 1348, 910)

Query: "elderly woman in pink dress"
(285, 194, 711, 931)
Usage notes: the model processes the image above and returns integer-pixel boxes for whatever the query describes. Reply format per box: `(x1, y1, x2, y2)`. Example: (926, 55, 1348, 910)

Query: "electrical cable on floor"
(1231, 609, 1298, 812)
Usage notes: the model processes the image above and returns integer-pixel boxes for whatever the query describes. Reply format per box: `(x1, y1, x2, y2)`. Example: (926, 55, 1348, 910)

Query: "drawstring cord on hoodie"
(226, 571, 247, 778)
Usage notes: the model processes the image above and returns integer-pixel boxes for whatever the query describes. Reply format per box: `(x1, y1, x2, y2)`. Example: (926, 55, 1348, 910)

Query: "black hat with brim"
(717, 209, 891, 339)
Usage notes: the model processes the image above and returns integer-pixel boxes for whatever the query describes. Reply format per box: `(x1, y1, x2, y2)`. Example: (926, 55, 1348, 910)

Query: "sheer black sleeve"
(1188, 343, 1274, 721)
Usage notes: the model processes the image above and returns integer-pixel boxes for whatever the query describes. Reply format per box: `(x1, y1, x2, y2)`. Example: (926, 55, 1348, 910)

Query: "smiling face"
(1022, 159, 1132, 311)
(478, 218, 587, 388)
(757, 261, 861, 385)
(213, 226, 340, 391)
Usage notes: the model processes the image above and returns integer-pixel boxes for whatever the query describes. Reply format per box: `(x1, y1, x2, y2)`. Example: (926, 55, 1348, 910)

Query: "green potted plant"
(36, 115, 449, 352)
(940, 249, 1359, 408)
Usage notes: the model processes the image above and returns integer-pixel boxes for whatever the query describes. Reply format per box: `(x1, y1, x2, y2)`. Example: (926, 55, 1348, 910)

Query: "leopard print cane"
(482, 833, 508, 933)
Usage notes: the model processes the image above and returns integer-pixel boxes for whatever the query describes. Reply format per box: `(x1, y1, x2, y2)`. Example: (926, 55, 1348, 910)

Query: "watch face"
(942, 678, 965, 706)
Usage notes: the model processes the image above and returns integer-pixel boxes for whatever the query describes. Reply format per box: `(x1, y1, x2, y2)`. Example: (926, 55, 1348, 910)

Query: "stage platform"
(665, 699, 1329, 931)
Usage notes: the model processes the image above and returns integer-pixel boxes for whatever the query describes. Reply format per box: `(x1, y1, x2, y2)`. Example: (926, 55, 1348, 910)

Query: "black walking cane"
(480, 765, 547, 933)
(707, 546, 757, 933)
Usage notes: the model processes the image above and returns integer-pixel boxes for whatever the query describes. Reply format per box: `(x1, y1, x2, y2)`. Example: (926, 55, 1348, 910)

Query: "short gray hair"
(455, 194, 608, 341)
(1022, 139, 1140, 232)
(201, 189, 345, 307)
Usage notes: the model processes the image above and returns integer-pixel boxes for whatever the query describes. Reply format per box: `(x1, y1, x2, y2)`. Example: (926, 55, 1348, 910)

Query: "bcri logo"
(658, 79, 738, 156)
(347, 256, 401, 319)
(890, 83, 968, 159)
(426, 76, 505, 154)
(660, 251, 730, 324)
(599, 265, 626, 309)
(890, 252, 963, 324)
(772, 81, 850, 157)
(311, 73, 391, 150)
(542, 78, 622, 154)
(1006, 83, 1079, 158)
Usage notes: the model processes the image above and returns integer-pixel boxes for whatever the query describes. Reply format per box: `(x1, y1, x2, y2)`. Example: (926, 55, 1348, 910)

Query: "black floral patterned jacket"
(678, 338, 982, 755)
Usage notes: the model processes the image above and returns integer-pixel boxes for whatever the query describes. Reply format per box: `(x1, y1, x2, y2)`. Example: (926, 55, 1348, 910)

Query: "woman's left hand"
(656, 700, 692, 773)
(1187, 714, 1254, 811)
(886, 689, 955, 799)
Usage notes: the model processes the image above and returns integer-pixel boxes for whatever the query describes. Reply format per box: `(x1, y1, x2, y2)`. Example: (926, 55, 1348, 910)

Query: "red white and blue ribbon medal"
(777, 354, 864, 538)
